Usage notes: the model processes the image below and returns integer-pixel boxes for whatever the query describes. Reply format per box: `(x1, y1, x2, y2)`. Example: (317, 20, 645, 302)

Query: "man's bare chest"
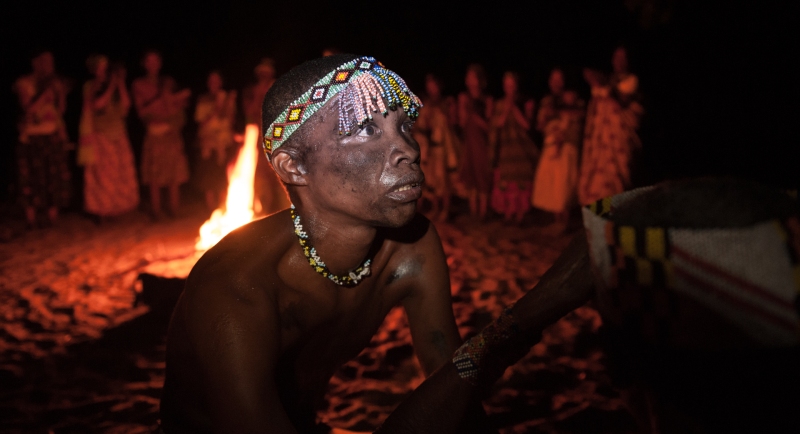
(275, 280, 404, 381)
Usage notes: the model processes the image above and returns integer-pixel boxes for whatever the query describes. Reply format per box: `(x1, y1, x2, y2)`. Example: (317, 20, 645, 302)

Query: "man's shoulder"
(185, 210, 293, 297)
(379, 213, 444, 268)
(377, 214, 449, 299)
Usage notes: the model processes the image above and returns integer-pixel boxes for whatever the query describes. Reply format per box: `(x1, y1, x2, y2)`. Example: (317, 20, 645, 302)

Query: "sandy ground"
(0, 203, 635, 433)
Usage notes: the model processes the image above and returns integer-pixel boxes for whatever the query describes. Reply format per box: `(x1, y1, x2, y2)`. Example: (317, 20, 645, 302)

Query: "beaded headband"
(263, 56, 422, 155)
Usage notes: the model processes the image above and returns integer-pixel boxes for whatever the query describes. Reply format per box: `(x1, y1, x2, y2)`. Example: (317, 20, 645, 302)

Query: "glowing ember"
(196, 124, 260, 251)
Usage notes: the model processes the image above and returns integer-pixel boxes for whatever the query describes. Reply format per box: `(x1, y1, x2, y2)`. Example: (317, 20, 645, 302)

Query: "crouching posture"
(159, 55, 593, 434)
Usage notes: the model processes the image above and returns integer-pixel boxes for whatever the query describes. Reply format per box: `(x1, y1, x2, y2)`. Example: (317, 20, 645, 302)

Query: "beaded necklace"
(290, 204, 371, 287)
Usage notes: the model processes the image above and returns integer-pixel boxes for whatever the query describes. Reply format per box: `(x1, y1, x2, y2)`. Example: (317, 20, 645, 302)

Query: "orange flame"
(196, 124, 260, 251)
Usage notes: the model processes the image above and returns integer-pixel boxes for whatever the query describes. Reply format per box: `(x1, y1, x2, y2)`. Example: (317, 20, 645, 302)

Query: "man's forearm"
(375, 363, 489, 434)
(376, 233, 594, 434)
(511, 232, 594, 335)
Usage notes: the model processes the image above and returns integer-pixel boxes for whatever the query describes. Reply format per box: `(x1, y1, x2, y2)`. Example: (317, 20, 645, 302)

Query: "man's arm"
(131, 80, 149, 119)
(400, 222, 461, 374)
(396, 220, 494, 433)
(376, 232, 594, 434)
(181, 271, 298, 434)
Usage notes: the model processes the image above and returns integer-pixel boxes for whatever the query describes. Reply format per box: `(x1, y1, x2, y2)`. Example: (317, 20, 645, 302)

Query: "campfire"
(196, 124, 261, 251)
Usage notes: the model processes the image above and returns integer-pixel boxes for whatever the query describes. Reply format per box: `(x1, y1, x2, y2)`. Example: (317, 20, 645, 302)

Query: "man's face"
(299, 98, 423, 228)
(35, 52, 54, 76)
(465, 70, 481, 93)
(95, 58, 109, 78)
(207, 72, 222, 92)
(549, 69, 564, 94)
(256, 66, 275, 82)
(425, 77, 440, 99)
(502, 75, 518, 97)
(143, 53, 162, 75)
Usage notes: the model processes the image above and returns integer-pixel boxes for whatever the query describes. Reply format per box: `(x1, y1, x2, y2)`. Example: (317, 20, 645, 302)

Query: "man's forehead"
(262, 55, 420, 156)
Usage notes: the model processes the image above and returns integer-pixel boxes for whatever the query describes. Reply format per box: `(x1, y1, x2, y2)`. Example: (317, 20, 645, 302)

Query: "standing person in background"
(132, 50, 191, 220)
(79, 55, 140, 222)
(413, 73, 459, 221)
(578, 46, 644, 205)
(243, 57, 288, 215)
(12, 50, 72, 228)
(532, 69, 584, 232)
(457, 64, 493, 221)
(194, 71, 236, 211)
(242, 58, 276, 126)
(489, 71, 537, 224)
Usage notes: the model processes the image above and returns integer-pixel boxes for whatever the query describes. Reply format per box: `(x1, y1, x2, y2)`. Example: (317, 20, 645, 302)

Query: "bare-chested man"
(159, 55, 594, 434)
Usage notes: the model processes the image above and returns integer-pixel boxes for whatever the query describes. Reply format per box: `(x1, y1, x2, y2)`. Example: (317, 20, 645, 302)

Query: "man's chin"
(372, 205, 418, 228)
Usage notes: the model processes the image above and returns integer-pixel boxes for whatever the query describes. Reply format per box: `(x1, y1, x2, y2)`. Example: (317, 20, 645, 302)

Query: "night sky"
(2, 0, 797, 204)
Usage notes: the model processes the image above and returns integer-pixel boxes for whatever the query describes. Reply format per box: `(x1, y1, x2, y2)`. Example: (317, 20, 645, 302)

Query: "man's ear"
(271, 149, 308, 186)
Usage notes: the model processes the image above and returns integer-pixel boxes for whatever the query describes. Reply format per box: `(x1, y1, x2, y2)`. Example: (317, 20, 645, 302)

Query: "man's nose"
(390, 135, 420, 167)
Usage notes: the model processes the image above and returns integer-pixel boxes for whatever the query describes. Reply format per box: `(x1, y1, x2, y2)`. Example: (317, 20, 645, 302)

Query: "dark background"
(1, 0, 797, 207)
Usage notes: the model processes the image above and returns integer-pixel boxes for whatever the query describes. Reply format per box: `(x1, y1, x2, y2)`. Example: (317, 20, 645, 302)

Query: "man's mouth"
(394, 182, 422, 192)
(386, 175, 424, 202)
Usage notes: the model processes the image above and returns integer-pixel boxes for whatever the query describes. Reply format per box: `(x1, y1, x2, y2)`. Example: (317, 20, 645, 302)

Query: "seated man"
(159, 54, 593, 434)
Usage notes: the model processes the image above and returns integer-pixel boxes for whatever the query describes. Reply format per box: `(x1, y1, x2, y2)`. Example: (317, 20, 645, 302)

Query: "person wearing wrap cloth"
(12, 50, 73, 227)
(159, 54, 596, 434)
(132, 50, 191, 219)
(194, 71, 237, 211)
(79, 55, 140, 219)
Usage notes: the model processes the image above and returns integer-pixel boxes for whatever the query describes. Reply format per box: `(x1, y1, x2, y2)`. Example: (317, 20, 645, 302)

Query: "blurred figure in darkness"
(194, 71, 236, 211)
(243, 58, 276, 126)
(12, 50, 72, 228)
(79, 55, 139, 222)
(321, 47, 341, 57)
(457, 64, 493, 220)
(532, 68, 584, 232)
(243, 57, 289, 215)
(578, 46, 643, 205)
(413, 73, 459, 221)
(488, 71, 537, 224)
(132, 50, 191, 220)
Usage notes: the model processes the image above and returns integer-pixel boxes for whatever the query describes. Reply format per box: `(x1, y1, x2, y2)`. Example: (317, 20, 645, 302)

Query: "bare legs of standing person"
(468, 189, 488, 221)
(150, 184, 180, 220)
(168, 184, 180, 217)
(150, 185, 163, 220)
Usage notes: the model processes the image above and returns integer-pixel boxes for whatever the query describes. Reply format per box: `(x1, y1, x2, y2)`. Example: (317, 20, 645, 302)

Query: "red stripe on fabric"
(671, 245, 794, 310)
(673, 266, 798, 331)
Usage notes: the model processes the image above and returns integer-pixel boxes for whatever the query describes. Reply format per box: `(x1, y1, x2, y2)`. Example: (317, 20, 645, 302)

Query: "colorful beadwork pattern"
(452, 307, 524, 387)
(263, 56, 422, 155)
(290, 204, 371, 287)
(582, 187, 800, 347)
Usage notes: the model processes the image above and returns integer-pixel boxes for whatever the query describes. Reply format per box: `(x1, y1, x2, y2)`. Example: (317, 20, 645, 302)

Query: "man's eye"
(357, 124, 378, 137)
(401, 122, 413, 133)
